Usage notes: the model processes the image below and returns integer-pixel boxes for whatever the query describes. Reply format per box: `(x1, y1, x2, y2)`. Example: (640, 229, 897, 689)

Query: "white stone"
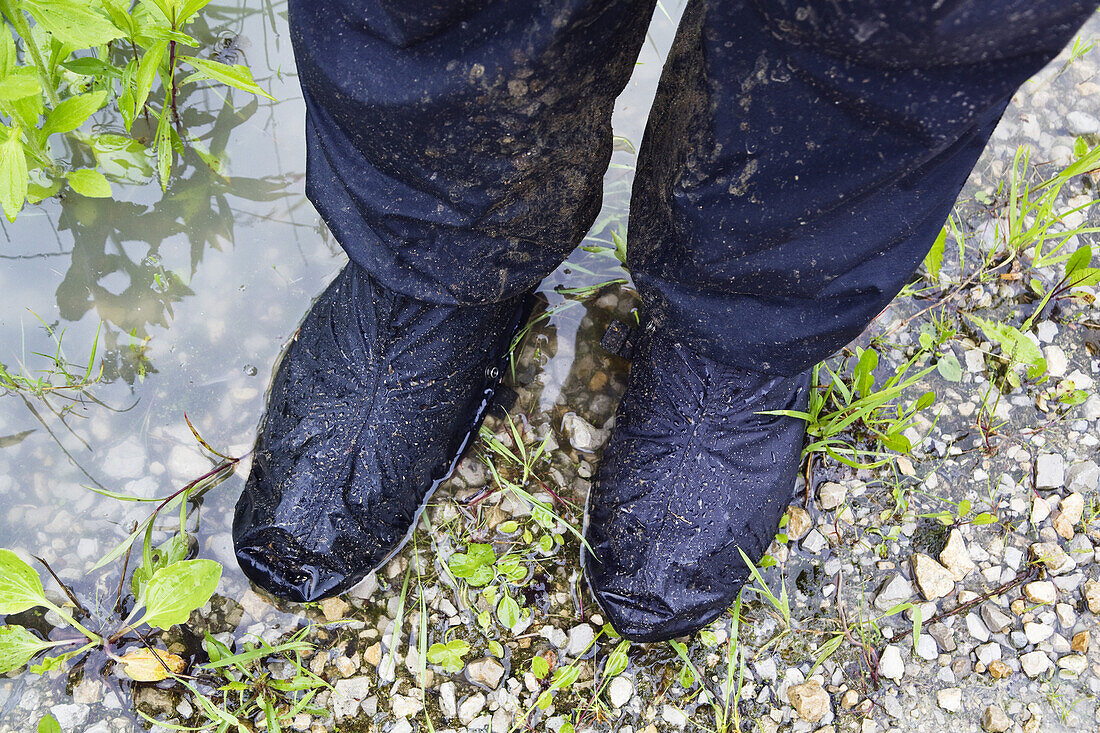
(1036, 321, 1058, 343)
(802, 528, 828, 554)
(1024, 581, 1057, 605)
(1036, 453, 1065, 489)
(965, 349, 986, 373)
(915, 635, 938, 661)
(937, 688, 962, 713)
(818, 482, 846, 511)
(878, 645, 904, 682)
(459, 693, 487, 725)
(440, 682, 457, 718)
(467, 658, 505, 689)
(983, 705, 1011, 732)
(788, 680, 830, 723)
(1030, 542, 1075, 575)
(1031, 496, 1051, 524)
(1057, 654, 1087, 675)
(561, 414, 609, 453)
(332, 677, 371, 719)
(49, 704, 88, 730)
(391, 693, 423, 718)
(1068, 111, 1100, 134)
(1024, 622, 1054, 645)
(912, 553, 954, 600)
(565, 623, 595, 656)
(939, 529, 976, 581)
(1067, 461, 1100, 493)
(1019, 651, 1051, 678)
(1053, 492, 1084, 539)
(966, 613, 991, 643)
(1043, 344, 1067, 377)
(661, 704, 689, 728)
(609, 676, 633, 708)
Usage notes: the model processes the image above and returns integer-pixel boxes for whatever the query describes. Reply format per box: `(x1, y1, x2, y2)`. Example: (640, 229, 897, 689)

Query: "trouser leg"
(288, 0, 656, 306)
(629, 0, 1096, 375)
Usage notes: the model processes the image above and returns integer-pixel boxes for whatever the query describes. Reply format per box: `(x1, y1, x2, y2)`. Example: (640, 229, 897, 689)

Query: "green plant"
(0, 0, 273, 221)
(763, 346, 937, 469)
(0, 314, 102, 411)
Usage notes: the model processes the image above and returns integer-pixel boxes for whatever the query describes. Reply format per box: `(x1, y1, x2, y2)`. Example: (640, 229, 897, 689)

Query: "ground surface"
(1, 4, 1100, 733)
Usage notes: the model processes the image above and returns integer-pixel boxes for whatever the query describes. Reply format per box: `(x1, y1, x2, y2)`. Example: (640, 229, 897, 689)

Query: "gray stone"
(1030, 542, 1076, 575)
(982, 705, 1011, 732)
(980, 603, 1013, 634)
(332, 677, 371, 719)
(874, 574, 915, 612)
(49, 704, 88, 730)
(561, 414, 610, 453)
(1036, 453, 1065, 489)
(440, 682, 457, 718)
(566, 623, 595, 656)
(1067, 460, 1100, 493)
(818, 482, 846, 511)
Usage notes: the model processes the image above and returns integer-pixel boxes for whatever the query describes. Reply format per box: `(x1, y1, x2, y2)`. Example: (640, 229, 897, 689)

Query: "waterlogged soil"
(2, 3, 1100, 733)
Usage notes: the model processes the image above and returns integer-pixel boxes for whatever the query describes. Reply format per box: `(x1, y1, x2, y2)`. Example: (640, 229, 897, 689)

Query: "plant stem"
(41, 598, 101, 643)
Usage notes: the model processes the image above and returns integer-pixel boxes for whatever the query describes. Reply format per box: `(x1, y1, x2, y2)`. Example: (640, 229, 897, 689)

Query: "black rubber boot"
(583, 326, 809, 642)
(233, 263, 530, 602)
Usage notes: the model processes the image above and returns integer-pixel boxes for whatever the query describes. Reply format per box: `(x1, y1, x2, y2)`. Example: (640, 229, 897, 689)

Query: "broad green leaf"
(0, 625, 54, 673)
(23, 0, 124, 47)
(0, 548, 47, 614)
(425, 639, 469, 674)
(497, 594, 520, 628)
(43, 91, 109, 135)
(61, 57, 123, 78)
(67, 169, 112, 198)
(936, 354, 962, 382)
(1068, 266, 1100, 287)
(137, 559, 221, 629)
(604, 640, 629, 677)
(0, 69, 41, 102)
(1065, 243, 1092, 277)
(183, 57, 274, 100)
(131, 42, 167, 124)
(531, 655, 550, 678)
(37, 713, 61, 733)
(0, 126, 27, 221)
(550, 665, 580, 690)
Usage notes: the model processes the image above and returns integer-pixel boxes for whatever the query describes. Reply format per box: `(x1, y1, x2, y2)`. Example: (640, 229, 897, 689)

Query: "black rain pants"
(288, 0, 1095, 375)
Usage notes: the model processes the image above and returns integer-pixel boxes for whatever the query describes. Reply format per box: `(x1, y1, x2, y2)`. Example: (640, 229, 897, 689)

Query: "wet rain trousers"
(289, 0, 1095, 377)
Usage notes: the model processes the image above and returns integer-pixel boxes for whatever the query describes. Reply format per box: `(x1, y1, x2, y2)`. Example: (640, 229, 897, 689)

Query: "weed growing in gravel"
(0, 314, 102, 411)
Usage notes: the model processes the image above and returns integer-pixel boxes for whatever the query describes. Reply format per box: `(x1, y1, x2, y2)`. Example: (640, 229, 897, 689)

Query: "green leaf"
(43, 91, 108, 135)
(924, 225, 946, 281)
(66, 169, 112, 198)
(131, 42, 167, 125)
(0, 549, 47, 614)
(936, 354, 962, 382)
(604, 640, 629, 677)
(426, 639, 469, 674)
(0, 127, 28, 222)
(136, 559, 222, 630)
(966, 315, 1044, 369)
(531, 655, 549, 679)
(0, 69, 41, 102)
(497, 594, 521, 628)
(155, 107, 171, 190)
(61, 57, 123, 78)
(0, 26, 15, 79)
(183, 57, 274, 100)
(37, 714, 61, 733)
(971, 512, 997, 526)
(23, 0, 124, 47)
(177, 0, 215, 25)
(0, 625, 54, 674)
(1065, 243, 1093, 277)
(550, 665, 580, 690)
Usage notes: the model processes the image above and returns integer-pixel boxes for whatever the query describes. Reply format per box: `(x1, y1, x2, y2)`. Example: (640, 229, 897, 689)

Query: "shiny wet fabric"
(232, 264, 529, 601)
(583, 329, 809, 641)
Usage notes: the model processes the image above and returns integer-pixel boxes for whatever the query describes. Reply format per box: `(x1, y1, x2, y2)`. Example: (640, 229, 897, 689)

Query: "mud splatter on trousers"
(289, 0, 1094, 374)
